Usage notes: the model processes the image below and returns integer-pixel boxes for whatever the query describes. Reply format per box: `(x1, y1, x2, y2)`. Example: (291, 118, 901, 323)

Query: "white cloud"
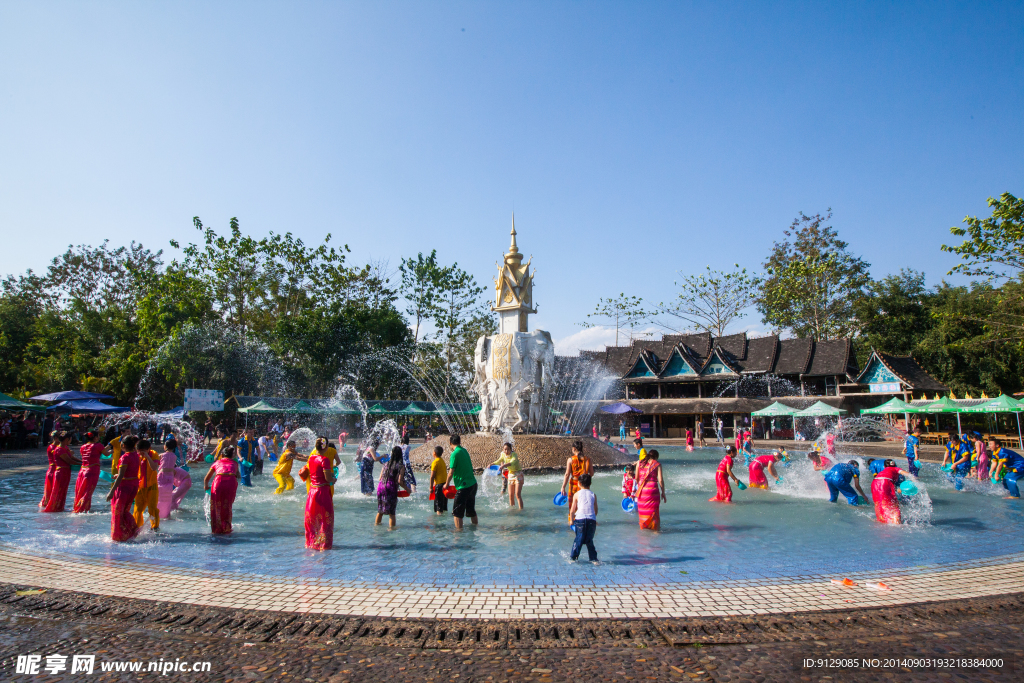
(554, 325, 662, 356)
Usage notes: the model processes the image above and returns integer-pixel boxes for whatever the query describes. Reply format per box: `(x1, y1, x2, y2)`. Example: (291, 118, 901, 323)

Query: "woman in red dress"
(73, 431, 104, 513)
(710, 445, 742, 503)
(106, 435, 141, 541)
(299, 438, 336, 550)
(40, 431, 79, 513)
(203, 445, 240, 535)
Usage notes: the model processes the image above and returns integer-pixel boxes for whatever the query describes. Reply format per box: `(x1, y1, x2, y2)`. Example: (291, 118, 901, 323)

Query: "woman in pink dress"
(748, 453, 782, 489)
(40, 431, 79, 513)
(634, 449, 666, 531)
(299, 438, 336, 550)
(203, 445, 240, 535)
(157, 439, 179, 518)
(170, 465, 192, 513)
(106, 436, 141, 542)
(73, 431, 104, 512)
(871, 459, 912, 524)
(710, 446, 742, 502)
(685, 428, 694, 451)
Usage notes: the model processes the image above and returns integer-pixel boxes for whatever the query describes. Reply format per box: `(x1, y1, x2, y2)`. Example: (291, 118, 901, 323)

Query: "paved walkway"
(1, 545, 1022, 620)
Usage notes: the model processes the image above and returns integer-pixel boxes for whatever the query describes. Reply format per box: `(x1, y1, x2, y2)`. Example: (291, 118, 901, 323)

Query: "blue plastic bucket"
(899, 480, 919, 496)
(553, 492, 568, 507)
(621, 498, 636, 513)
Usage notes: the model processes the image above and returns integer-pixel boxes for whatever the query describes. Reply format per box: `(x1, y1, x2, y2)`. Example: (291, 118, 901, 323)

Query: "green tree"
(398, 251, 443, 347)
(580, 294, 647, 346)
(942, 192, 1024, 279)
(431, 264, 496, 389)
(657, 265, 760, 337)
(757, 211, 871, 340)
(852, 269, 932, 362)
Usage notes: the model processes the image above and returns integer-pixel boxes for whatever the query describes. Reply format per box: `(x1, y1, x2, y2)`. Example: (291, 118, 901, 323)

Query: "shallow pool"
(1, 446, 1021, 586)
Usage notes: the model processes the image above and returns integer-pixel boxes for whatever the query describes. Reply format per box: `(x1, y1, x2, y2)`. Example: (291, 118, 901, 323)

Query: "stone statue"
(473, 223, 555, 434)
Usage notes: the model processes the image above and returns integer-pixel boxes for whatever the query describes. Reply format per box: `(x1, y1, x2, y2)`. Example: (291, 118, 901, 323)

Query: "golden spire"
(505, 214, 523, 265)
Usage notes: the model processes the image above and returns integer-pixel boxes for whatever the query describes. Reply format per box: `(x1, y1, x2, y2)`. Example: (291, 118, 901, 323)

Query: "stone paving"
(0, 583, 1020, 681)
(1, 545, 1023, 619)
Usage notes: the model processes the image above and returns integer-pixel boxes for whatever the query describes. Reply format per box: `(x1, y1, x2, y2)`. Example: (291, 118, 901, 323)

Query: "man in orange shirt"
(133, 439, 160, 530)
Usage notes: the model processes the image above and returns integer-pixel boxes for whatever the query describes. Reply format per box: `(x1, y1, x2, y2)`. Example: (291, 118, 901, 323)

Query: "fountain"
(410, 223, 630, 471)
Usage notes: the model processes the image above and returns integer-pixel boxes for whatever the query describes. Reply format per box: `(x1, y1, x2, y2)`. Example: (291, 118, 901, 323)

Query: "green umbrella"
(918, 396, 965, 434)
(0, 392, 46, 413)
(751, 401, 798, 416)
(962, 395, 1024, 448)
(793, 401, 847, 417)
(860, 397, 918, 415)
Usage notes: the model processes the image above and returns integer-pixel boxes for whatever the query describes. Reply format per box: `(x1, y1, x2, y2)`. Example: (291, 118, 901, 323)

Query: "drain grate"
(424, 621, 507, 650)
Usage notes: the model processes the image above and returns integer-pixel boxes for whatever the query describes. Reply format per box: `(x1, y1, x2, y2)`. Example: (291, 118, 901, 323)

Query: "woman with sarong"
(375, 446, 409, 528)
(157, 438, 179, 518)
(357, 441, 381, 496)
(871, 459, 911, 524)
(300, 438, 336, 550)
(203, 445, 240, 535)
(40, 431, 79, 513)
(106, 436, 141, 541)
(560, 440, 593, 524)
(748, 453, 782, 489)
(709, 446, 741, 503)
(634, 449, 666, 530)
(73, 430, 103, 513)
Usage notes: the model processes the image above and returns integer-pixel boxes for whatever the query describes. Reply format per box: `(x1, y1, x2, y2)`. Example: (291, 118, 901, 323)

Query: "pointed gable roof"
(854, 349, 948, 392)
(699, 345, 741, 376)
(659, 345, 701, 377)
(774, 338, 813, 375)
(623, 348, 660, 379)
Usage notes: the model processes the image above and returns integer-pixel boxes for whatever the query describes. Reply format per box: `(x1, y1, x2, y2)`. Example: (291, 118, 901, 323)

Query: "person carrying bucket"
(989, 438, 1024, 499)
(871, 458, 913, 524)
(943, 433, 971, 491)
(748, 452, 782, 489)
(492, 442, 523, 510)
(823, 460, 868, 505)
(430, 446, 449, 515)
(710, 445, 742, 502)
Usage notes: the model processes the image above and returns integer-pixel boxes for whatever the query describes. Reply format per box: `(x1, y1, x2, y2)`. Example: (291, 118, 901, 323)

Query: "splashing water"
(100, 410, 206, 464)
(289, 427, 317, 455)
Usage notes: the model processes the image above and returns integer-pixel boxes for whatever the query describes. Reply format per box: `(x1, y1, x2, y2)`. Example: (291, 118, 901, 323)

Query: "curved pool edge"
(2, 544, 1022, 620)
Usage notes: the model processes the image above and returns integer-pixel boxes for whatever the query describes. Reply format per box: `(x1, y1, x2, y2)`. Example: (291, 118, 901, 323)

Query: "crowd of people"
(32, 416, 1024, 568)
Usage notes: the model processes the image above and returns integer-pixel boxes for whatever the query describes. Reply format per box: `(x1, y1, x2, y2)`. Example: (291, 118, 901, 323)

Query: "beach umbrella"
(962, 394, 1024, 449)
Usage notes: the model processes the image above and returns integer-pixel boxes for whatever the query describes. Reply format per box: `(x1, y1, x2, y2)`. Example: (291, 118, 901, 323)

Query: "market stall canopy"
(751, 401, 799, 417)
(236, 400, 283, 414)
(793, 401, 848, 417)
(155, 407, 186, 420)
(31, 390, 114, 401)
(860, 397, 918, 415)
(0, 392, 46, 413)
(918, 396, 963, 413)
(397, 402, 433, 416)
(599, 402, 643, 414)
(49, 399, 129, 414)
(960, 395, 1024, 413)
(323, 400, 363, 415)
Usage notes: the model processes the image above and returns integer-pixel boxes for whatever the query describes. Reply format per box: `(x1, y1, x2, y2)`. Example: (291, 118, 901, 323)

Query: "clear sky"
(2, 2, 1022, 354)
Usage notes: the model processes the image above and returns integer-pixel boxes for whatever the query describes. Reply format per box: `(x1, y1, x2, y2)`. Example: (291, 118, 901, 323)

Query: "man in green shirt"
(445, 434, 478, 530)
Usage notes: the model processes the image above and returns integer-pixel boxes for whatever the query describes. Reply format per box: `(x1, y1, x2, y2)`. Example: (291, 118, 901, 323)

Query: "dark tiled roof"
(806, 339, 855, 377)
(775, 338, 813, 375)
(581, 332, 859, 380)
(855, 350, 948, 392)
(738, 335, 779, 373)
(702, 345, 742, 374)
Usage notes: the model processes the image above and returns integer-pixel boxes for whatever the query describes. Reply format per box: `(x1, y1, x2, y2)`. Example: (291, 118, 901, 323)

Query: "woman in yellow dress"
(273, 440, 298, 494)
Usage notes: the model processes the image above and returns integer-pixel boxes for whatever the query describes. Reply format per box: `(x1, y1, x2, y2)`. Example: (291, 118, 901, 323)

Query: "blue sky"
(1, 2, 1021, 353)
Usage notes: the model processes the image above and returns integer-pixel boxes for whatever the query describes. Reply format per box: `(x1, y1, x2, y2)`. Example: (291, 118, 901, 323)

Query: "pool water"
(1, 446, 1021, 586)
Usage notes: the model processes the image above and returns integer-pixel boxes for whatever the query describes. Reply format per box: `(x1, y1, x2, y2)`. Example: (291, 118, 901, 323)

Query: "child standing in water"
(375, 446, 410, 528)
(274, 440, 298, 493)
(685, 428, 694, 451)
(569, 473, 598, 562)
(492, 442, 524, 509)
(621, 464, 636, 499)
(430, 446, 448, 515)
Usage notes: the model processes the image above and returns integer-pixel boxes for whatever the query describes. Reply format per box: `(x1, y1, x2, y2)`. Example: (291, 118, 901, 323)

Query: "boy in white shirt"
(569, 473, 598, 562)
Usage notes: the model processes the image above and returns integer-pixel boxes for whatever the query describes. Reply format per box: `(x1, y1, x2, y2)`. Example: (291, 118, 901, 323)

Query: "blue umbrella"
(31, 391, 114, 401)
